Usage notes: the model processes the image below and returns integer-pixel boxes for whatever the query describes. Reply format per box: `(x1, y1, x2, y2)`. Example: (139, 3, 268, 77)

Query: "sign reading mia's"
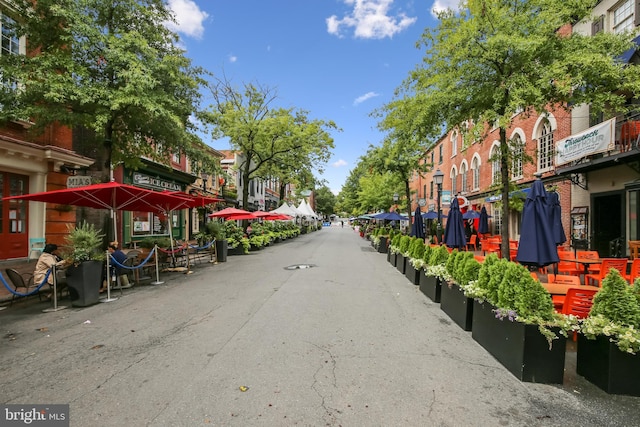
(1, 404, 69, 426)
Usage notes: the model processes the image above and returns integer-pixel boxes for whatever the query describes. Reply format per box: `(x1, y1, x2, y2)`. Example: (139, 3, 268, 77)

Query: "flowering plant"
(425, 264, 451, 282)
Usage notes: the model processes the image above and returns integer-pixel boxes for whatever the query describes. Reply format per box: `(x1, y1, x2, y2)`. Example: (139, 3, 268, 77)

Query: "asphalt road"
(1, 226, 639, 426)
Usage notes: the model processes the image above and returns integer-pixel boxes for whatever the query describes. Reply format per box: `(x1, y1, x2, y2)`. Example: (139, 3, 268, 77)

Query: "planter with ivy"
(62, 221, 105, 307)
(404, 237, 424, 286)
(420, 245, 448, 303)
(466, 255, 572, 384)
(440, 251, 477, 331)
(578, 270, 640, 396)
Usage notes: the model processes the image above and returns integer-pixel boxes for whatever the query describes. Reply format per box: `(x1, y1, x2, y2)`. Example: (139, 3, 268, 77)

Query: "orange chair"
(585, 258, 628, 287)
(577, 250, 601, 274)
(560, 288, 598, 317)
(625, 258, 640, 284)
(555, 250, 582, 277)
(467, 234, 478, 251)
(549, 275, 582, 309)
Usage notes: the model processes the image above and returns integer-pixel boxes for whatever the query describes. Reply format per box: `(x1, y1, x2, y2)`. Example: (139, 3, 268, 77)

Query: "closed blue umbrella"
(444, 197, 467, 249)
(516, 178, 559, 268)
(548, 191, 566, 246)
(373, 211, 409, 221)
(478, 206, 490, 234)
(411, 206, 425, 239)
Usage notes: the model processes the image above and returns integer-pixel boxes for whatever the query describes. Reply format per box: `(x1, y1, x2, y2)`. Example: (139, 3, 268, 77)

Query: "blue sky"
(166, 0, 458, 194)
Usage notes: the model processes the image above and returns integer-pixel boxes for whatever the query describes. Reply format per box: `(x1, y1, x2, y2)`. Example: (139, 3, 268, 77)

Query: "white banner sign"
(555, 118, 616, 166)
(66, 175, 92, 188)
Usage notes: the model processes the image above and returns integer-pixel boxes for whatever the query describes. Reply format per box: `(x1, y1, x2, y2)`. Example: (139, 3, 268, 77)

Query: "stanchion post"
(42, 265, 67, 313)
(100, 250, 118, 303)
(150, 245, 164, 285)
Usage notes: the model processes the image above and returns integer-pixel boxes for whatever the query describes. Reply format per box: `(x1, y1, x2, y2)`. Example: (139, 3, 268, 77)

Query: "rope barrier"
(109, 247, 157, 269)
(157, 243, 187, 254)
(0, 269, 52, 297)
(187, 240, 215, 251)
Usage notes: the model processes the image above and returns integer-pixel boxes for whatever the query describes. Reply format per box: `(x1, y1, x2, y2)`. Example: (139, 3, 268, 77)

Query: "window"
(450, 169, 457, 195)
(493, 206, 502, 236)
(132, 211, 168, 236)
(430, 151, 434, 165)
(471, 156, 480, 190)
(511, 134, 524, 179)
(430, 181, 433, 199)
(460, 163, 468, 193)
(438, 145, 443, 164)
(451, 131, 458, 157)
(172, 152, 180, 163)
(1, 14, 22, 91)
(490, 145, 501, 185)
(613, 0, 634, 34)
(423, 184, 427, 199)
(538, 120, 554, 171)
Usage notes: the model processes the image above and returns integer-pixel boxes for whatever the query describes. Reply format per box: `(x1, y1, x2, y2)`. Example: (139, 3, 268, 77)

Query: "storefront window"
(132, 210, 167, 236)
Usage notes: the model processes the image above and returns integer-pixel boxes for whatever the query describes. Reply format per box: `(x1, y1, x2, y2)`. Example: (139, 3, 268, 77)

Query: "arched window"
(451, 131, 458, 157)
(460, 162, 468, 193)
(471, 156, 480, 190)
(538, 120, 554, 171)
(490, 144, 501, 185)
(511, 134, 524, 179)
(450, 167, 458, 195)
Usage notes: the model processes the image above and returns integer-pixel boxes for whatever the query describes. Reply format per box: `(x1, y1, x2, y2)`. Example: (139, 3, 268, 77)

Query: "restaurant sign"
(132, 172, 181, 191)
(555, 118, 615, 166)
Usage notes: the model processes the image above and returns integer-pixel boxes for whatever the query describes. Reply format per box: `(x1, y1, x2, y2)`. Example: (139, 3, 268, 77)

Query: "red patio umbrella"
(208, 207, 253, 218)
(223, 212, 259, 221)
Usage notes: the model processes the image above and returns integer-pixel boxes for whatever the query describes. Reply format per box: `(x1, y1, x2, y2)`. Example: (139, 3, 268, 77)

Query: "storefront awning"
(617, 35, 640, 64)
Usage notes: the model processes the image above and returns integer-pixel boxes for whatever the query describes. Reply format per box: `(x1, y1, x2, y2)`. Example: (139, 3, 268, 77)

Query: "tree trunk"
(499, 127, 511, 259)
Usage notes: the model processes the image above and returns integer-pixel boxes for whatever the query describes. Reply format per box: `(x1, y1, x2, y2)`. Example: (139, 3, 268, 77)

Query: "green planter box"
(472, 300, 567, 384)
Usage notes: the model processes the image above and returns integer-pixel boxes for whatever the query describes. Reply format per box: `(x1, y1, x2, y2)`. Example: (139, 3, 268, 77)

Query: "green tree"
(314, 185, 336, 217)
(392, 0, 640, 258)
(0, 0, 215, 175)
(199, 78, 337, 211)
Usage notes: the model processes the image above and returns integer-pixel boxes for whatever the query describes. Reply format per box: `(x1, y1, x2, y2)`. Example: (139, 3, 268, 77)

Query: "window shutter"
(592, 14, 604, 35)
(635, 1, 640, 27)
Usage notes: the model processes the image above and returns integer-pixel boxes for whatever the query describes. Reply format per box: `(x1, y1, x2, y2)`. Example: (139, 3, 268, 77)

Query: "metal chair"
(5, 268, 39, 305)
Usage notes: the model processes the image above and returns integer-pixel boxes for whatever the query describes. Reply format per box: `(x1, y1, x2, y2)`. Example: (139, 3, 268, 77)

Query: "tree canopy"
(199, 77, 337, 210)
(0, 0, 215, 175)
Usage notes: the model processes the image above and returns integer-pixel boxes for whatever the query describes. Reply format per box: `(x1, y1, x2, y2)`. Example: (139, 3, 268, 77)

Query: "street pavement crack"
(308, 342, 339, 425)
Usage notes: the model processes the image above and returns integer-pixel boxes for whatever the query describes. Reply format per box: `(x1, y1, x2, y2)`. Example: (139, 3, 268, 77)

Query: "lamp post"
(433, 169, 444, 244)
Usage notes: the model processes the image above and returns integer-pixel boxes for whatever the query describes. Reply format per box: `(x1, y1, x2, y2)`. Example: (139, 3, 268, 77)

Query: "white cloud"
(353, 91, 379, 105)
(228, 55, 238, 63)
(166, 0, 209, 39)
(431, 0, 461, 19)
(326, 0, 416, 39)
(332, 159, 348, 167)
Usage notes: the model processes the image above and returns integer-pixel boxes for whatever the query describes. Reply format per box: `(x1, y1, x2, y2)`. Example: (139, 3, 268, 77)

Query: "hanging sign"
(66, 176, 91, 188)
(555, 118, 616, 166)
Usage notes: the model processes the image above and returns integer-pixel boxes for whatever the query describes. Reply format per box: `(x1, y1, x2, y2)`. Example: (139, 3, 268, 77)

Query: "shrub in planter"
(579, 270, 640, 395)
(420, 245, 450, 302)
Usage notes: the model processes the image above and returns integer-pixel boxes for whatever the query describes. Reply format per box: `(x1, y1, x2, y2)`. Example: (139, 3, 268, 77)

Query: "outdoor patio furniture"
(624, 258, 640, 284)
(585, 258, 629, 287)
(5, 268, 38, 305)
(27, 238, 46, 262)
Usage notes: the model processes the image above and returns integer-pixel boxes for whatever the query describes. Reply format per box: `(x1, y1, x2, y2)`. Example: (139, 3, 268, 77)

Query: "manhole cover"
(284, 264, 316, 270)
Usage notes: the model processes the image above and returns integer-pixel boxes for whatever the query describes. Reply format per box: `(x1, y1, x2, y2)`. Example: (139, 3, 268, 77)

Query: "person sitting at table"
(33, 244, 67, 299)
(104, 241, 129, 290)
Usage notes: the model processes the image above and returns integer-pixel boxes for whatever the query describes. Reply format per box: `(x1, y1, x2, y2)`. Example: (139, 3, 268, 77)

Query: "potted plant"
(389, 232, 402, 267)
(578, 269, 640, 395)
(396, 235, 411, 275)
(224, 221, 250, 255)
(420, 244, 449, 303)
(405, 237, 425, 285)
(465, 255, 574, 384)
(440, 251, 477, 331)
(61, 221, 105, 307)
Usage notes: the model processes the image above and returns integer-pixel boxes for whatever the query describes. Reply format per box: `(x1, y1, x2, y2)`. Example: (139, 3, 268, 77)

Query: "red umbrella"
(265, 213, 293, 221)
(2, 181, 191, 213)
(251, 210, 274, 218)
(224, 212, 259, 221)
(208, 207, 252, 218)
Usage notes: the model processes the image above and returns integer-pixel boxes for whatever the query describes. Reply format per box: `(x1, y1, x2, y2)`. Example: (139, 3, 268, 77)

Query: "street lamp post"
(433, 169, 444, 244)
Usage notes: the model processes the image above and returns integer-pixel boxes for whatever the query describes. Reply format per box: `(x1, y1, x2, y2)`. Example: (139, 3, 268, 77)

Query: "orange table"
(542, 282, 600, 296)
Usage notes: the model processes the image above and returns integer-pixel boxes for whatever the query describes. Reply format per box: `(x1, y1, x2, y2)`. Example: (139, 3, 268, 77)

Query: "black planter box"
(440, 282, 473, 331)
(387, 247, 391, 263)
(419, 273, 441, 303)
(66, 260, 102, 307)
(577, 334, 640, 396)
(377, 237, 388, 253)
(228, 246, 245, 256)
(396, 254, 406, 274)
(472, 300, 566, 384)
(404, 263, 420, 285)
(215, 239, 228, 263)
